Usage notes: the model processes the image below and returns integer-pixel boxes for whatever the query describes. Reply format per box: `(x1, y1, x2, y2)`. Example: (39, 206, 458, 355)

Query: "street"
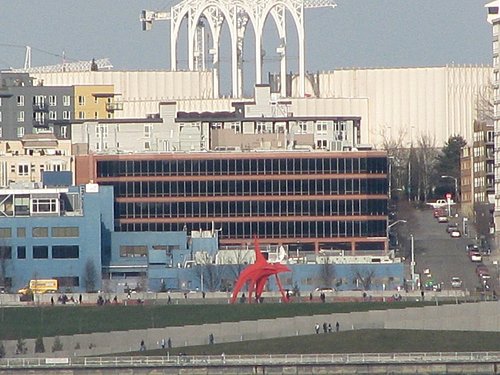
(396, 202, 484, 292)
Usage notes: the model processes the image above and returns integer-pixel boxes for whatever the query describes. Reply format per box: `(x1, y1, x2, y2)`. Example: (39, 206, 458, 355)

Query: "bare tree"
(318, 258, 335, 288)
(194, 252, 225, 292)
(476, 81, 494, 122)
(83, 260, 98, 292)
(353, 269, 376, 291)
(414, 134, 438, 202)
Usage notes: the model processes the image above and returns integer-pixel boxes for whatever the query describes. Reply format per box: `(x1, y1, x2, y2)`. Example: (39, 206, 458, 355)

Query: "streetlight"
(410, 234, 415, 290)
(441, 175, 459, 202)
(386, 219, 407, 252)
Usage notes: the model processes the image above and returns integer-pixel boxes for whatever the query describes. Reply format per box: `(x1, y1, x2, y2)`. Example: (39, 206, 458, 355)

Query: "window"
(63, 95, 71, 106)
(17, 227, 26, 237)
(94, 112, 98, 119)
(52, 227, 79, 237)
(49, 95, 57, 106)
(0, 228, 12, 238)
(0, 246, 12, 259)
(33, 245, 48, 259)
(17, 111, 24, 122)
(0, 112, 2, 122)
(17, 246, 26, 259)
(78, 96, 85, 105)
(78, 111, 85, 119)
(0, 127, 2, 137)
(120, 245, 147, 257)
(62, 111, 70, 120)
(61, 126, 68, 138)
(32, 227, 49, 237)
(49, 111, 57, 120)
(52, 245, 79, 259)
(17, 127, 25, 137)
(17, 95, 24, 106)
(33, 95, 45, 106)
(32, 198, 58, 213)
(0, 98, 2, 106)
(97, 124, 108, 138)
(17, 164, 29, 176)
(55, 276, 79, 287)
(144, 124, 153, 137)
(144, 141, 150, 150)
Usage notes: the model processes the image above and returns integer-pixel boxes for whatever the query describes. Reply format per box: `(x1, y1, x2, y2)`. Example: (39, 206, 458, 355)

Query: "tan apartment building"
(74, 85, 118, 121)
(0, 134, 73, 187)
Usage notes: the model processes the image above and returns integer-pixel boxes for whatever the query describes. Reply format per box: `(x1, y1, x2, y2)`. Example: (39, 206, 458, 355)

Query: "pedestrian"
(79, 294, 82, 304)
(161, 339, 165, 349)
(209, 333, 214, 345)
(167, 337, 172, 349)
(328, 323, 332, 333)
(221, 352, 226, 364)
(314, 323, 320, 334)
(140, 340, 145, 351)
(167, 295, 171, 304)
(51, 296, 54, 306)
(335, 321, 340, 332)
(323, 322, 327, 333)
(420, 290, 425, 301)
(309, 292, 313, 301)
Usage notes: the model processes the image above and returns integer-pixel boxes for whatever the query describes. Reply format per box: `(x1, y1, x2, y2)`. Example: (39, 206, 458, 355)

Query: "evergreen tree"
(52, 336, 63, 352)
(434, 135, 466, 199)
(34, 337, 45, 353)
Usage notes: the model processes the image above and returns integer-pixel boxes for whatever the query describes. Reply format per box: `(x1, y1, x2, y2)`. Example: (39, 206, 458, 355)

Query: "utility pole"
(410, 234, 415, 290)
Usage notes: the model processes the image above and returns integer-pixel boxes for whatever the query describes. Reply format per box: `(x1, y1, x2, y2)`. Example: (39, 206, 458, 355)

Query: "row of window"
(117, 199, 387, 219)
(10, 95, 71, 107)
(0, 227, 79, 238)
(110, 179, 387, 198)
(10, 162, 67, 177)
(118, 220, 387, 239)
(0, 245, 79, 259)
(97, 157, 388, 178)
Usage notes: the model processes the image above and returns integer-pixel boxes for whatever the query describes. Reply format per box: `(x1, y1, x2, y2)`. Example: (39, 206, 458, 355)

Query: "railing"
(1, 352, 499, 369)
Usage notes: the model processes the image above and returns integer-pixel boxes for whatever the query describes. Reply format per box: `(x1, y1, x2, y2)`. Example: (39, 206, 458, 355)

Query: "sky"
(0, 1, 493, 75)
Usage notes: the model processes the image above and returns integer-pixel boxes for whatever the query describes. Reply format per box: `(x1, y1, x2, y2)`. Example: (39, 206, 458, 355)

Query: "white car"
(470, 252, 482, 262)
(451, 277, 462, 288)
(450, 229, 461, 238)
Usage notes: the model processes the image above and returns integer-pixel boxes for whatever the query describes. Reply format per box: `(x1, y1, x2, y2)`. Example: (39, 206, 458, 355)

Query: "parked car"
(469, 251, 482, 262)
(451, 277, 463, 288)
(450, 229, 461, 238)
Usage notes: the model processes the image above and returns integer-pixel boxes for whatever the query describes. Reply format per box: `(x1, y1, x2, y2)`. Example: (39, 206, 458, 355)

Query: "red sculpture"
(230, 237, 291, 304)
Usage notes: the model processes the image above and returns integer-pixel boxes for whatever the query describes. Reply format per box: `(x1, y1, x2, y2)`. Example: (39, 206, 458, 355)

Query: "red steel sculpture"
(230, 237, 291, 304)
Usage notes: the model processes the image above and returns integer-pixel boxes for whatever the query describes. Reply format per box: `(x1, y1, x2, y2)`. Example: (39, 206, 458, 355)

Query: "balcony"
(33, 103, 49, 112)
(33, 120, 48, 128)
(106, 102, 123, 111)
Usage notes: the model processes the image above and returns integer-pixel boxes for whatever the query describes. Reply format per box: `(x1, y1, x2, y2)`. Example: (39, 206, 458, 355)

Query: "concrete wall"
(2, 301, 498, 358)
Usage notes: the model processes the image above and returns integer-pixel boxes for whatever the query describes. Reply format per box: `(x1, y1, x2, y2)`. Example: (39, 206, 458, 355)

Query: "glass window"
(78, 96, 85, 105)
(49, 95, 57, 106)
(33, 245, 48, 258)
(17, 95, 24, 106)
(32, 227, 49, 237)
(17, 246, 26, 259)
(0, 228, 12, 238)
(17, 112, 24, 123)
(17, 227, 26, 237)
(120, 245, 147, 257)
(52, 245, 79, 259)
(51, 227, 79, 237)
(0, 246, 12, 259)
(63, 95, 71, 106)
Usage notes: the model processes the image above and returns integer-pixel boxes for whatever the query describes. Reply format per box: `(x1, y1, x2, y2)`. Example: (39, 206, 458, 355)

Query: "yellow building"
(73, 85, 119, 120)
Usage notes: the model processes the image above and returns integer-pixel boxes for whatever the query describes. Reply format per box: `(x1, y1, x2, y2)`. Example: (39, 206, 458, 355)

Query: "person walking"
(335, 321, 340, 332)
(314, 323, 320, 334)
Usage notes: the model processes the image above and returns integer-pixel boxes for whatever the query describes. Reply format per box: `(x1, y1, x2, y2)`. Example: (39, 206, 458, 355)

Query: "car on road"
(450, 229, 461, 238)
(451, 277, 462, 288)
(476, 264, 489, 276)
(446, 223, 459, 233)
(466, 244, 479, 253)
(469, 251, 482, 262)
(437, 216, 448, 223)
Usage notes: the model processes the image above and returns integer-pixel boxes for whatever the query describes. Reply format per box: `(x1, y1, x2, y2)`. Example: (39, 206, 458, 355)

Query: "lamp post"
(386, 219, 407, 252)
(441, 175, 459, 202)
(410, 234, 415, 290)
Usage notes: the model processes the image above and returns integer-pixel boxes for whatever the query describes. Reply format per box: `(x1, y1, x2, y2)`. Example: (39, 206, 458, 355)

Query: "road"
(395, 203, 481, 292)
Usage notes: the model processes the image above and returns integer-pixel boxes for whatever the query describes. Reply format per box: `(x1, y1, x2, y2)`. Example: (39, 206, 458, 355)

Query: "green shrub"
(52, 336, 63, 352)
(34, 337, 45, 353)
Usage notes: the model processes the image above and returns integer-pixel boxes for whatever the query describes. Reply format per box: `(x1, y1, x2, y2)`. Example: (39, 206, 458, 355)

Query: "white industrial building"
(33, 65, 491, 148)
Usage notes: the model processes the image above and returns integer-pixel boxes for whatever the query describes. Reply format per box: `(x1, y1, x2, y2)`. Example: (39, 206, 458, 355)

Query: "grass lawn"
(0, 301, 434, 340)
(138, 330, 500, 356)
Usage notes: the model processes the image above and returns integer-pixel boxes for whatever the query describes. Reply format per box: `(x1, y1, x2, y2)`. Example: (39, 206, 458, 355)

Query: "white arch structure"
(141, 0, 336, 98)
